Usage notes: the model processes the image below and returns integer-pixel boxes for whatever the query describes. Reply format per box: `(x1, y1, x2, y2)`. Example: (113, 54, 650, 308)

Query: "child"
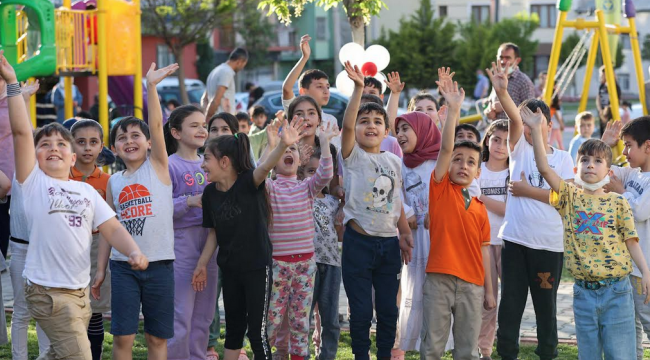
(247, 106, 271, 161)
(568, 111, 595, 163)
(486, 61, 575, 360)
(68, 119, 112, 360)
(163, 104, 219, 360)
(236, 111, 251, 134)
(339, 61, 413, 360)
(601, 117, 650, 359)
(477, 119, 510, 359)
(394, 111, 442, 351)
(525, 108, 650, 360)
(455, 123, 480, 143)
(105, 63, 179, 360)
(264, 117, 336, 360)
(408, 92, 446, 129)
(421, 68, 495, 360)
(192, 118, 308, 360)
(209, 112, 258, 165)
(250, 105, 268, 133)
(0, 50, 147, 359)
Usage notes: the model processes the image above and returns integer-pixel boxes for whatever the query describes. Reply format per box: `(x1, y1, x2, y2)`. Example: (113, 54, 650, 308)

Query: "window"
(618, 73, 630, 91)
(156, 44, 175, 68)
(439, 6, 448, 17)
(316, 17, 328, 41)
(471, 5, 490, 23)
(531, 4, 557, 28)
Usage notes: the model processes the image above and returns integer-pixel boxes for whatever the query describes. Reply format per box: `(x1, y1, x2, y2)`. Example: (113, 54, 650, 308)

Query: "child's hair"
(602, 106, 613, 122)
(621, 116, 650, 146)
(77, 110, 93, 119)
(34, 122, 74, 146)
(287, 96, 323, 125)
(438, 97, 447, 107)
(250, 105, 266, 119)
(236, 112, 251, 124)
(575, 111, 594, 125)
(455, 124, 481, 142)
(482, 119, 508, 163)
(519, 99, 551, 125)
(577, 139, 613, 166)
(364, 77, 383, 92)
(550, 95, 561, 110)
(163, 104, 204, 155)
(407, 92, 438, 112)
(297, 145, 339, 186)
(360, 94, 383, 105)
(298, 69, 329, 89)
(71, 119, 104, 140)
(622, 101, 632, 109)
(166, 99, 181, 108)
(208, 112, 239, 134)
(357, 102, 388, 127)
(109, 116, 150, 147)
(453, 141, 483, 166)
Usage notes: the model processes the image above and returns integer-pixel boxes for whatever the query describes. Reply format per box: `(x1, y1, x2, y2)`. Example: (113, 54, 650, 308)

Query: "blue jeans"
(573, 276, 636, 360)
(342, 227, 400, 360)
(310, 263, 342, 360)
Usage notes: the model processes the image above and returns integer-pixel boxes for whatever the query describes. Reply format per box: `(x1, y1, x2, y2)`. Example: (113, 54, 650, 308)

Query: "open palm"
(280, 118, 305, 147)
(344, 61, 364, 87)
(146, 63, 179, 87)
(486, 61, 509, 93)
(520, 106, 545, 128)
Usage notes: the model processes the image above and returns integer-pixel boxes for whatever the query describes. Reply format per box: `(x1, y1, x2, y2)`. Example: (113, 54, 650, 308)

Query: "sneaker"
(238, 349, 250, 360)
(206, 349, 219, 360)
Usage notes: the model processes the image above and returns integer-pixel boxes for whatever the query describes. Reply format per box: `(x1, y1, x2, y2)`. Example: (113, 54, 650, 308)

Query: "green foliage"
(257, 0, 386, 25)
(559, 32, 588, 68)
(195, 38, 215, 83)
(643, 34, 650, 61)
(235, 0, 274, 71)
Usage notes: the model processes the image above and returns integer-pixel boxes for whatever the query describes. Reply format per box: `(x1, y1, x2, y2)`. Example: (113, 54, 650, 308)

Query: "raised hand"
(385, 72, 405, 94)
(318, 122, 339, 143)
(280, 118, 306, 147)
(520, 106, 545, 129)
(344, 61, 364, 88)
(437, 105, 448, 128)
(266, 118, 281, 147)
(436, 77, 465, 109)
(0, 51, 18, 83)
(274, 110, 286, 123)
(601, 120, 623, 147)
(299, 143, 314, 166)
(146, 62, 179, 87)
(486, 61, 509, 93)
(300, 34, 312, 59)
(438, 67, 455, 85)
(21, 79, 40, 101)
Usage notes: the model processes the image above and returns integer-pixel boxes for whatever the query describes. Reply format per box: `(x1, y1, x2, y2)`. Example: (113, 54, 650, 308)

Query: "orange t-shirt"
(69, 166, 110, 200)
(427, 170, 490, 286)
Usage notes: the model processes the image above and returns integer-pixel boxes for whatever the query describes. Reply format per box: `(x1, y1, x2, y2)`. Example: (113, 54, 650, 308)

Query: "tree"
(142, 0, 236, 104)
(258, 0, 386, 46)
(375, 0, 457, 91)
(195, 38, 215, 83)
(235, 0, 274, 72)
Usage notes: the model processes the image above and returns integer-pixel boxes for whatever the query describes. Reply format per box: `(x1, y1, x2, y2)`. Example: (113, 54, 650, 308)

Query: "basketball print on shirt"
(118, 184, 154, 236)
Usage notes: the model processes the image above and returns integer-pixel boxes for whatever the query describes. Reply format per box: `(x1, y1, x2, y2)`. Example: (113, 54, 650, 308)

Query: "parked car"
(251, 89, 348, 127)
(153, 77, 206, 106)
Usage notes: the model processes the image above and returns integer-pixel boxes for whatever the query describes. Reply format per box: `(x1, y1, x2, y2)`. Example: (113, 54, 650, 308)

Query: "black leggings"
(87, 313, 104, 360)
(221, 266, 272, 360)
(0, 196, 10, 258)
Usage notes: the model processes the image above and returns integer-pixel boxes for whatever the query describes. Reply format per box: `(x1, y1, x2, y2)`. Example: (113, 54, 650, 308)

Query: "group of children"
(2, 33, 650, 360)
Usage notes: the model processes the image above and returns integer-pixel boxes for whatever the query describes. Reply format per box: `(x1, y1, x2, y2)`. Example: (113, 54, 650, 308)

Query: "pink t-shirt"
(0, 98, 14, 195)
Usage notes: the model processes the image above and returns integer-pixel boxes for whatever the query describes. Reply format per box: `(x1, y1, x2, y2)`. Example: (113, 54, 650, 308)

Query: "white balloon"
(374, 72, 387, 94)
(365, 45, 390, 71)
(339, 42, 365, 67)
(335, 70, 355, 97)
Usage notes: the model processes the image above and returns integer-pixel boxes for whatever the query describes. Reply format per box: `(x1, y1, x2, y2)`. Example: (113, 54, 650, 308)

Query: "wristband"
(6, 83, 20, 98)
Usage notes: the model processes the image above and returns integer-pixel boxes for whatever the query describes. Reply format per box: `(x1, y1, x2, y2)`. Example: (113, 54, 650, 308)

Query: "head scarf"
(396, 111, 441, 169)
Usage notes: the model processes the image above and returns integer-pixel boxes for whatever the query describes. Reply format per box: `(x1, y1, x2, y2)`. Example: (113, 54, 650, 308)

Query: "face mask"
(506, 65, 516, 75)
(574, 174, 610, 191)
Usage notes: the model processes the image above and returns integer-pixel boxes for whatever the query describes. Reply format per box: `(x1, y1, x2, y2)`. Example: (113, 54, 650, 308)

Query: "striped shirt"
(267, 155, 333, 256)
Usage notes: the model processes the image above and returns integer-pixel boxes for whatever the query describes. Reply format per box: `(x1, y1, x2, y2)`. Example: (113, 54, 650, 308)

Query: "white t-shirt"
(498, 132, 575, 252)
(611, 166, 650, 277)
(480, 164, 509, 246)
(20, 165, 114, 289)
(469, 178, 481, 198)
(206, 63, 236, 114)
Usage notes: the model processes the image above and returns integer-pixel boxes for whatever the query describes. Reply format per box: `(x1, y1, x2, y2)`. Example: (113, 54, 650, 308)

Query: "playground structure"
(0, 0, 144, 144)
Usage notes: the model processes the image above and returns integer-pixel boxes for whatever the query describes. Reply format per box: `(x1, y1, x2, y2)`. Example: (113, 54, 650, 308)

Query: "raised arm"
(523, 107, 561, 193)
(145, 62, 179, 185)
(385, 72, 405, 135)
(283, 35, 311, 100)
(486, 61, 522, 149)
(253, 117, 306, 187)
(433, 68, 464, 183)
(341, 61, 364, 159)
(0, 51, 34, 183)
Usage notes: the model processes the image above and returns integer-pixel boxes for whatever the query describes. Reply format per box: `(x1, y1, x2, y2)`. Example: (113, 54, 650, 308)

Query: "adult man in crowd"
(203, 48, 248, 118)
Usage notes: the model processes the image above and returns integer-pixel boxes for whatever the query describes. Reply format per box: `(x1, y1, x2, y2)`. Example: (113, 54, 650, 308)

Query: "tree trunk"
(174, 46, 191, 104)
(343, 0, 365, 47)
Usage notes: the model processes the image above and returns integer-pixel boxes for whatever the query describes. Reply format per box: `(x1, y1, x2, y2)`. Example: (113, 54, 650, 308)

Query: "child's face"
(300, 157, 319, 180)
(456, 129, 479, 144)
(293, 101, 320, 138)
(414, 99, 438, 124)
(302, 79, 330, 107)
(622, 134, 650, 169)
(201, 150, 224, 183)
(448, 147, 480, 186)
(487, 129, 508, 162)
(253, 114, 267, 128)
(576, 153, 609, 184)
(174, 112, 208, 149)
(112, 124, 150, 164)
(72, 127, 103, 167)
(208, 118, 233, 140)
(395, 120, 417, 154)
(238, 120, 250, 134)
(274, 144, 300, 177)
(578, 119, 595, 139)
(36, 132, 76, 178)
(355, 110, 388, 150)
(363, 85, 383, 100)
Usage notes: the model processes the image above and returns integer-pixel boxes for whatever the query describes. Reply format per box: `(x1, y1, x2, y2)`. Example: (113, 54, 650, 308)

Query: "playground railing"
(15, 9, 29, 63)
(55, 8, 97, 75)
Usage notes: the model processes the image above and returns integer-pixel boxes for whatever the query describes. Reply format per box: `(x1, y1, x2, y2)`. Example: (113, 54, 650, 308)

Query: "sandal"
(238, 349, 250, 360)
(206, 349, 219, 360)
(390, 348, 405, 360)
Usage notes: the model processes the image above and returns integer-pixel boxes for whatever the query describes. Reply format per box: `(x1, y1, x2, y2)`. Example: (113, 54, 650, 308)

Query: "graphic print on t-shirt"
(365, 165, 397, 214)
(118, 183, 154, 236)
(48, 186, 91, 228)
(574, 211, 607, 235)
(404, 171, 427, 222)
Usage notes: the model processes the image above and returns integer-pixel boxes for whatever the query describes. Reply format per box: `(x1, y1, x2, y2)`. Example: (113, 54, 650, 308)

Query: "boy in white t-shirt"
(486, 61, 574, 360)
(0, 51, 148, 359)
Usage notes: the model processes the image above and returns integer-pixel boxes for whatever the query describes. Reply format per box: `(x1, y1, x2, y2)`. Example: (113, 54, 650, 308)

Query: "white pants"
(9, 241, 50, 360)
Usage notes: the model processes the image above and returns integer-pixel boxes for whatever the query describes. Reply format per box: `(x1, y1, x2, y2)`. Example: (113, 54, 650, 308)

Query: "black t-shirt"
(248, 87, 265, 108)
(202, 169, 273, 271)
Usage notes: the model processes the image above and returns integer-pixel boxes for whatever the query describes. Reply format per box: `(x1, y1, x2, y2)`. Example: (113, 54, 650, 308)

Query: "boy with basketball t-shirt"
(0, 51, 148, 360)
(100, 62, 179, 360)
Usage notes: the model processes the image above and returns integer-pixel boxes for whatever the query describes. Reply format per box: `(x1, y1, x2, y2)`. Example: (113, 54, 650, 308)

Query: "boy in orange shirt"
(421, 69, 496, 360)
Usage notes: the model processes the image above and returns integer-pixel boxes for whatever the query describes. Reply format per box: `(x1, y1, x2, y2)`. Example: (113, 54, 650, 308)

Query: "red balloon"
(361, 62, 378, 77)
